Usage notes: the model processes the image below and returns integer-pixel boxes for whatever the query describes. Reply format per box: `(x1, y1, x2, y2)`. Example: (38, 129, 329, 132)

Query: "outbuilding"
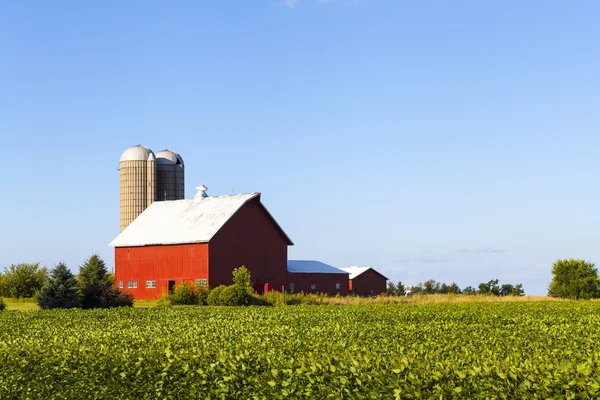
(287, 260, 349, 296)
(339, 266, 388, 296)
(109, 186, 293, 300)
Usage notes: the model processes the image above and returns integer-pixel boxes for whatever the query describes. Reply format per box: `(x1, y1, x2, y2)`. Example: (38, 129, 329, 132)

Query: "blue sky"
(1, 1, 599, 295)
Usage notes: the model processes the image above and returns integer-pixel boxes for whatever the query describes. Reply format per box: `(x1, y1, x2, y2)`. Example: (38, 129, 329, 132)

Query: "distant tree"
(396, 281, 406, 296)
(500, 284, 514, 297)
(548, 259, 600, 299)
(78, 254, 132, 309)
(478, 279, 500, 296)
(447, 282, 461, 294)
(439, 283, 449, 294)
(0, 273, 7, 297)
(423, 279, 440, 294)
(386, 281, 397, 296)
(463, 286, 476, 295)
(512, 283, 525, 296)
(410, 284, 424, 295)
(2, 263, 48, 298)
(37, 263, 79, 309)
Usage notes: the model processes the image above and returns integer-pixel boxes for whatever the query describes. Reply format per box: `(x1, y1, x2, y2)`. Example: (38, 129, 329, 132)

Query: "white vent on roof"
(195, 184, 208, 201)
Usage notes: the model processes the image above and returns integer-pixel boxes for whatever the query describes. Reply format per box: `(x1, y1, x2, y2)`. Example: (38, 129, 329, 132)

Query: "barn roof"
(109, 192, 293, 247)
(287, 260, 348, 274)
(339, 266, 388, 280)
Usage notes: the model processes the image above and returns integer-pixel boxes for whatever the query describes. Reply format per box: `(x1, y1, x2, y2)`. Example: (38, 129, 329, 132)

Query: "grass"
(2, 298, 39, 311)
(133, 299, 159, 308)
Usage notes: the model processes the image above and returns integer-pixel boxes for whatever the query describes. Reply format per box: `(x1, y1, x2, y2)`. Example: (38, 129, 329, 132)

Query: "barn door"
(168, 280, 176, 294)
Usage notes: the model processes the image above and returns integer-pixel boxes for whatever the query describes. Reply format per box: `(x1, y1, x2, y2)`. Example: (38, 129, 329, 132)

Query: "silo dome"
(156, 149, 184, 166)
(120, 145, 155, 162)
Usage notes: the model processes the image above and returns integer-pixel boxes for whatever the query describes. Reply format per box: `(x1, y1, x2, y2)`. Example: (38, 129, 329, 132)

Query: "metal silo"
(155, 149, 185, 201)
(119, 145, 157, 232)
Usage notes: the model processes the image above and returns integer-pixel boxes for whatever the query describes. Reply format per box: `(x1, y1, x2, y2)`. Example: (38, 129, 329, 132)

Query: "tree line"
(0, 254, 132, 309)
(387, 279, 525, 296)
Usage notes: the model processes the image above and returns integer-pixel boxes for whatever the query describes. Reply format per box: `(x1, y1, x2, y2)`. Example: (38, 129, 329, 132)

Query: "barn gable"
(109, 192, 292, 248)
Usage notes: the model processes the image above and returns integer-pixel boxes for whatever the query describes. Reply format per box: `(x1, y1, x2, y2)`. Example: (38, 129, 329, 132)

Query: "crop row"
(1, 302, 600, 399)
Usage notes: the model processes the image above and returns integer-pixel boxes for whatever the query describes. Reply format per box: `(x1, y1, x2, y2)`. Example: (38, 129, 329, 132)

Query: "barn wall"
(114, 243, 209, 300)
(287, 272, 349, 296)
(351, 269, 387, 296)
(209, 198, 289, 290)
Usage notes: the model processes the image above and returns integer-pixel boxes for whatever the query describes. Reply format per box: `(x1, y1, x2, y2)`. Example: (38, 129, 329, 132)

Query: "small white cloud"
(281, 0, 299, 7)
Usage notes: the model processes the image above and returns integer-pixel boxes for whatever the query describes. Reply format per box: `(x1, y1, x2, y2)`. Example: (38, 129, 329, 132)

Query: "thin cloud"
(393, 254, 455, 264)
(456, 248, 508, 254)
(281, 0, 299, 8)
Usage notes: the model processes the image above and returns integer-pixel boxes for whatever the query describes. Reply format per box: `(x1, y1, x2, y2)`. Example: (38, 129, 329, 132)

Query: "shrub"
(2, 263, 48, 298)
(170, 282, 199, 305)
(265, 290, 285, 306)
(37, 263, 79, 310)
(207, 285, 227, 306)
(218, 284, 252, 306)
(196, 282, 209, 305)
(157, 295, 173, 308)
(0, 298, 5, 312)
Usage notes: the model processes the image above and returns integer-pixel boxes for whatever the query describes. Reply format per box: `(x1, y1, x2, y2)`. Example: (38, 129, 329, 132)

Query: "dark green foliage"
(219, 284, 252, 306)
(463, 286, 476, 295)
(548, 258, 600, 299)
(386, 281, 396, 295)
(395, 281, 406, 296)
(170, 282, 199, 305)
(0, 298, 5, 312)
(78, 254, 132, 309)
(512, 283, 524, 296)
(232, 266, 251, 287)
(207, 285, 226, 306)
(37, 263, 79, 310)
(500, 284, 514, 296)
(423, 279, 441, 294)
(478, 279, 500, 295)
(2, 263, 48, 298)
(77, 254, 110, 297)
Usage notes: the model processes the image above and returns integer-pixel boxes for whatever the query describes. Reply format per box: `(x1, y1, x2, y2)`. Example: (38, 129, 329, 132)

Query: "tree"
(78, 254, 132, 309)
(37, 263, 79, 309)
(463, 286, 476, 295)
(500, 284, 514, 297)
(423, 279, 440, 294)
(512, 283, 525, 296)
(447, 282, 461, 294)
(396, 281, 406, 296)
(2, 263, 48, 298)
(0, 273, 7, 297)
(548, 259, 600, 299)
(386, 281, 397, 296)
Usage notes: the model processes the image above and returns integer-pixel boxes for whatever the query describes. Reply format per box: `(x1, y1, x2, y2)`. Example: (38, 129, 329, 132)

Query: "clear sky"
(1, 1, 599, 295)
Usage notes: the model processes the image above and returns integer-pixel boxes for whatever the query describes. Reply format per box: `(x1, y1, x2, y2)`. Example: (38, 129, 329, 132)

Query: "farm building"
(109, 186, 293, 300)
(287, 260, 349, 296)
(339, 266, 388, 296)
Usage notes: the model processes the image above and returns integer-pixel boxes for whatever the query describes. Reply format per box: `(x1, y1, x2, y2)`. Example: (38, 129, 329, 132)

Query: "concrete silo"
(119, 145, 157, 232)
(155, 149, 185, 201)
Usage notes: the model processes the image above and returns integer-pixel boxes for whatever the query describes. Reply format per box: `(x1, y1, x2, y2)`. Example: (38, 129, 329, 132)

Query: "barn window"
(289, 282, 295, 291)
(311, 284, 317, 290)
(118, 281, 123, 289)
(128, 280, 137, 289)
(146, 280, 156, 288)
(196, 279, 207, 287)
(336, 283, 341, 290)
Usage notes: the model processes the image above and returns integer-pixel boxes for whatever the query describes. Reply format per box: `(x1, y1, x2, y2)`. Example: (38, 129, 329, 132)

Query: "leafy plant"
(2, 263, 48, 298)
(548, 258, 600, 299)
(170, 282, 199, 305)
(0, 297, 5, 312)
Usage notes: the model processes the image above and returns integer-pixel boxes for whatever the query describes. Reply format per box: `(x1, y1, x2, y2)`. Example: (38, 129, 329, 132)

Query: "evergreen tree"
(37, 263, 79, 309)
(395, 281, 406, 296)
(386, 281, 397, 296)
(78, 254, 132, 309)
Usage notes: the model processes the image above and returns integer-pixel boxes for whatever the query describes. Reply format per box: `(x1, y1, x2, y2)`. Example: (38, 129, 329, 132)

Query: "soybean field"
(1, 302, 599, 399)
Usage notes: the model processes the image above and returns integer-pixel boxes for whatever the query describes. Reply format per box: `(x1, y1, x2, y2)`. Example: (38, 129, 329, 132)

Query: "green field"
(1, 302, 599, 399)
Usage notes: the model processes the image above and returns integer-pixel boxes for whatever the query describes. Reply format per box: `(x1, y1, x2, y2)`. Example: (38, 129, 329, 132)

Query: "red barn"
(340, 267, 388, 296)
(109, 189, 293, 300)
(287, 260, 349, 296)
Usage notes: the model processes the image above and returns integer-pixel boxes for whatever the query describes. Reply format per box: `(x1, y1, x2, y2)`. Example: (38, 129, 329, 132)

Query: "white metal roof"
(110, 192, 292, 247)
(156, 149, 184, 166)
(287, 260, 348, 274)
(120, 145, 155, 162)
(339, 266, 388, 280)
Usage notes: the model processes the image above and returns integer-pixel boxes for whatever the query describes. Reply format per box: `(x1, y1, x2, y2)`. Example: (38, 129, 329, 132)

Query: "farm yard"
(1, 301, 600, 399)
